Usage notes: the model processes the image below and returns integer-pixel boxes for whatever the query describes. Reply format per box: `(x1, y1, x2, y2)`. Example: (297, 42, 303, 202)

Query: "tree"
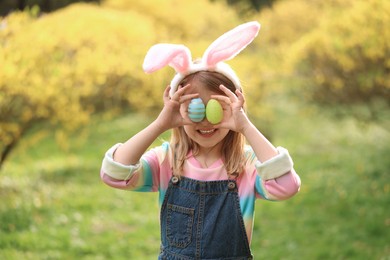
(0, 0, 101, 16)
(211, 0, 279, 15)
(227, 0, 276, 11)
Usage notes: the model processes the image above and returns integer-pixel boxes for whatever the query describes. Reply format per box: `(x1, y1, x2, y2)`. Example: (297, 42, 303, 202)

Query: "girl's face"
(181, 80, 230, 151)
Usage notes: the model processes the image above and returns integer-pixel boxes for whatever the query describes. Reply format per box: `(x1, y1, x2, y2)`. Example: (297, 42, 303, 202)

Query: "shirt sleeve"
(100, 142, 171, 192)
(249, 146, 301, 201)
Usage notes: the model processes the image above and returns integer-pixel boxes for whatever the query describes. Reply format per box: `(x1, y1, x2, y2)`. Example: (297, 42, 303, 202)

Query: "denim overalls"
(159, 176, 253, 260)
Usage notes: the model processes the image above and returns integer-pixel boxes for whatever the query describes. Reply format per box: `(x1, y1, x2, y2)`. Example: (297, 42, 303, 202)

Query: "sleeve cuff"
(255, 146, 294, 180)
(101, 143, 141, 180)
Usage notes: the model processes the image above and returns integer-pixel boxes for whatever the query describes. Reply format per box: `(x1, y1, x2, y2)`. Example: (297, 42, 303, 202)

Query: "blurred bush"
(286, 0, 389, 117)
(0, 3, 156, 166)
(4, 0, 386, 167)
(1, 1, 266, 167)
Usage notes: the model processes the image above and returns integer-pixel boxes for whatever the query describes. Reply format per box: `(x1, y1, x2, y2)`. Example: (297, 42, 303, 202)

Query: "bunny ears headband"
(143, 21, 261, 97)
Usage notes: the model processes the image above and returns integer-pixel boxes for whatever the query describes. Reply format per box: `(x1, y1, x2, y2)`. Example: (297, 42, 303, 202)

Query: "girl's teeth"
(199, 129, 215, 134)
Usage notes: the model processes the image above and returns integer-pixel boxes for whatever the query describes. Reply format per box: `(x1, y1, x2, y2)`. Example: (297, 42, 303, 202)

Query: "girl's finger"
(210, 94, 232, 105)
(163, 85, 171, 102)
(182, 118, 197, 126)
(235, 89, 245, 104)
(179, 106, 197, 126)
(180, 93, 199, 104)
(176, 83, 191, 95)
(170, 84, 190, 102)
(219, 85, 238, 102)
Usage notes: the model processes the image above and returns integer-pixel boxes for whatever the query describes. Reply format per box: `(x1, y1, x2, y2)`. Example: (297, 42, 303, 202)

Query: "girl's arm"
(241, 121, 278, 162)
(113, 85, 197, 165)
(113, 120, 166, 165)
(213, 85, 278, 162)
(214, 85, 299, 185)
(100, 85, 197, 191)
(101, 143, 170, 192)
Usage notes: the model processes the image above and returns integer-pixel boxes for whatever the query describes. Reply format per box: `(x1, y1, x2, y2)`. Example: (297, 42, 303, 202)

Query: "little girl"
(100, 22, 301, 259)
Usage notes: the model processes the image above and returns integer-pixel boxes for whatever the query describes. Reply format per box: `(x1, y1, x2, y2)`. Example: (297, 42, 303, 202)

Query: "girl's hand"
(155, 84, 198, 131)
(211, 85, 251, 133)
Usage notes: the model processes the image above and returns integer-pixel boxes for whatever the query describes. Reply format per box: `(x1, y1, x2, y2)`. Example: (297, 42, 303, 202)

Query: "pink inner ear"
(203, 22, 260, 66)
(205, 37, 246, 65)
(143, 44, 191, 74)
(169, 47, 191, 73)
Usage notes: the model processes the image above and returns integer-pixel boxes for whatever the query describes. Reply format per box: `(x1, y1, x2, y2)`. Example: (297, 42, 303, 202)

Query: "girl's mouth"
(198, 129, 216, 136)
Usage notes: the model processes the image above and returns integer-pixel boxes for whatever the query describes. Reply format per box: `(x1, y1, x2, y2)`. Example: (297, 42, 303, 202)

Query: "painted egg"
(206, 99, 223, 124)
(188, 98, 205, 122)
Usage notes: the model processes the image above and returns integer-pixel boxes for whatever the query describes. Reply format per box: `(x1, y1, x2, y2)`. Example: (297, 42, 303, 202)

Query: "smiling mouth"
(198, 129, 216, 135)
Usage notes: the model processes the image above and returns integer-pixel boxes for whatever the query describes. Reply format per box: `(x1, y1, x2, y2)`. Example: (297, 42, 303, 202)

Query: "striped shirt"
(100, 142, 301, 243)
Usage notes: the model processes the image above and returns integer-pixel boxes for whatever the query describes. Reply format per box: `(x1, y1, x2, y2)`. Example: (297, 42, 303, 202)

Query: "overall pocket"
(166, 203, 194, 248)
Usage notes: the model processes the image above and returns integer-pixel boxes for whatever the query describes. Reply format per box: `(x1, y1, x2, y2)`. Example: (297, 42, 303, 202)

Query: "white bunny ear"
(202, 21, 260, 66)
(143, 43, 192, 74)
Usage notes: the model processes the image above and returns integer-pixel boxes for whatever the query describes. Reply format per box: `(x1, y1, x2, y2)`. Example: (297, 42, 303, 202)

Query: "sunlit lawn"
(1, 106, 389, 259)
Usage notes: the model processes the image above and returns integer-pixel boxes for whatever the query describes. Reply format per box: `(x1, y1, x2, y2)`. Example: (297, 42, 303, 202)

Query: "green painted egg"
(206, 99, 223, 124)
(188, 98, 205, 122)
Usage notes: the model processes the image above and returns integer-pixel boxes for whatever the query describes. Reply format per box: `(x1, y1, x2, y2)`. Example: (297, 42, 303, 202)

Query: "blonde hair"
(169, 71, 247, 178)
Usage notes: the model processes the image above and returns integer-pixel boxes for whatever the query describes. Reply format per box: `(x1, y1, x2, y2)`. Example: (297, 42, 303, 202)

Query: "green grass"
(1, 107, 389, 259)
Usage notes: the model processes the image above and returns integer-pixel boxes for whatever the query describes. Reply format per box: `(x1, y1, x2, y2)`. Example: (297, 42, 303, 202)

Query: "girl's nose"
(199, 117, 212, 126)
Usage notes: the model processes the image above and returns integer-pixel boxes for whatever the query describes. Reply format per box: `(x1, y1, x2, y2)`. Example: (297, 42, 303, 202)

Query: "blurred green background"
(1, 0, 389, 259)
